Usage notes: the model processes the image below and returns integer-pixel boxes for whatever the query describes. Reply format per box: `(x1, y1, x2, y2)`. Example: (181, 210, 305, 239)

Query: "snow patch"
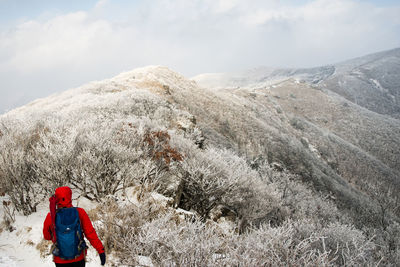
(137, 255, 154, 267)
(0, 255, 19, 267)
(75, 196, 98, 211)
(370, 79, 381, 90)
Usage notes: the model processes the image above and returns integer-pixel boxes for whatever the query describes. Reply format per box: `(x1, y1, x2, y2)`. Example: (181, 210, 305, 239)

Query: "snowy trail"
(0, 198, 109, 267)
(0, 248, 104, 267)
(0, 255, 19, 267)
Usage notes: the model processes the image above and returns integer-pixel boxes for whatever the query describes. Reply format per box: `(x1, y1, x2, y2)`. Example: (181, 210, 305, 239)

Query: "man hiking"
(43, 186, 106, 266)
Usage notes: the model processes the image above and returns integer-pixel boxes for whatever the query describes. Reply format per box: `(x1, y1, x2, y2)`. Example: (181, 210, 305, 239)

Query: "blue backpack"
(53, 207, 87, 260)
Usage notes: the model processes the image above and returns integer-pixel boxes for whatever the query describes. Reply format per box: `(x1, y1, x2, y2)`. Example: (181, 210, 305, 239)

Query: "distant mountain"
(194, 47, 400, 120)
(193, 65, 335, 88)
(321, 48, 400, 119)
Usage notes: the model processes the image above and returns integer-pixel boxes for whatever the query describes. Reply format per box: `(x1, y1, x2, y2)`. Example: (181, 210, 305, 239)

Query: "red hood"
(55, 186, 73, 208)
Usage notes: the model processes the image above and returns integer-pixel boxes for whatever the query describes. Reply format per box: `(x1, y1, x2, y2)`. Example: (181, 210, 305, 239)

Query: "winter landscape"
(1, 1, 400, 266)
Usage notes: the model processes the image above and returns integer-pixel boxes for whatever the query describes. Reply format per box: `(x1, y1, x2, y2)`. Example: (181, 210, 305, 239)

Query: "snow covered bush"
(318, 222, 375, 265)
(88, 187, 174, 253)
(0, 120, 49, 215)
(109, 203, 375, 266)
(171, 137, 282, 224)
(121, 212, 226, 266)
(67, 123, 140, 200)
(372, 221, 400, 265)
(224, 222, 331, 266)
(32, 123, 76, 193)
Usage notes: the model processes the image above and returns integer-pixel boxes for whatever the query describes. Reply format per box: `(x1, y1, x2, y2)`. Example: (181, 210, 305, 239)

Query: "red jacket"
(43, 187, 104, 264)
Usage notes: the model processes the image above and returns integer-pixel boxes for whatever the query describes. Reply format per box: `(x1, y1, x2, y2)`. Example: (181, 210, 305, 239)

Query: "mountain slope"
(1, 51, 400, 265)
(2, 64, 398, 222)
(191, 49, 400, 225)
(321, 48, 400, 119)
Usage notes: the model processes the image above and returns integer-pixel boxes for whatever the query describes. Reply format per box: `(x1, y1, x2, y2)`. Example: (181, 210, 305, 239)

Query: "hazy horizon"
(1, 0, 400, 114)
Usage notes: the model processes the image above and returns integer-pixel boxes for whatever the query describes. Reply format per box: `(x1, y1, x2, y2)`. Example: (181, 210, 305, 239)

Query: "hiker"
(43, 186, 106, 266)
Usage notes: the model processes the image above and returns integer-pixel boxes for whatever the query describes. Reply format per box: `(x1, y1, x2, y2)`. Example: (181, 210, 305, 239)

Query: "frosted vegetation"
(0, 66, 399, 266)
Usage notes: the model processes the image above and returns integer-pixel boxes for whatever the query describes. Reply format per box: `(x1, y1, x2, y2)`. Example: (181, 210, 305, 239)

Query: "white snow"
(0, 255, 19, 267)
(137, 256, 153, 267)
(370, 78, 386, 92)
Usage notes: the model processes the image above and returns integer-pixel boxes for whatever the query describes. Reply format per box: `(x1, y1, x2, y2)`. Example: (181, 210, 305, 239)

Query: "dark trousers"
(55, 260, 85, 267)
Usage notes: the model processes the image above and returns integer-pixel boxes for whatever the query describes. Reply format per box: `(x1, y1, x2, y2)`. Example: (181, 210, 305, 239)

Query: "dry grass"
(137, 80, 171, 96)
(36, 239, 52, 258)
(86, 206, 101, 222)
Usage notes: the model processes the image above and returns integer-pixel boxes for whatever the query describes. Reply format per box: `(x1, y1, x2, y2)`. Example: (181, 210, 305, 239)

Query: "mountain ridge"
(2, 60, 399, 212)
(1, 50, 400, 265)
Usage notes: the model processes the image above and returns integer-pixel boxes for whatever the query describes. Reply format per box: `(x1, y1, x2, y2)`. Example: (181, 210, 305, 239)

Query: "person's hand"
(99, 252, 106, 265)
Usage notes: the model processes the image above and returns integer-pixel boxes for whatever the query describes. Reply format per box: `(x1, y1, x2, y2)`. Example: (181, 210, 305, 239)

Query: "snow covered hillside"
(0, 53, 399, 265)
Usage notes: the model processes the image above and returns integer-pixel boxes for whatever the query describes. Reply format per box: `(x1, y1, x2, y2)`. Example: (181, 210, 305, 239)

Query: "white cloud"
(2, 0, 399, 74)
(0, 0, 399, 113)
(1, 12, 115, 72)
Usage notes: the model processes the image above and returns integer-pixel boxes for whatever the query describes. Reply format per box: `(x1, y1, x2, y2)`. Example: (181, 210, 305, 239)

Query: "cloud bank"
(0, 0, 399, 113)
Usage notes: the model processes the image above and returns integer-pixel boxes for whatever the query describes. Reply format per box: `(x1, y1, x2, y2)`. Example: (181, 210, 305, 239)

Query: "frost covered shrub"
(372, 221, 400, 265)
(90, 191, 177, 261)
(231, 220, 375, 266)
(0, 106, 188, 207)
(33, 117, 183, 201)
(0, 117, 83, 214)
(224, 222, 331, 266)
(363, 181, 400, 230)
(0, 146, 42, 215)
(280, 179, 346, 224)
(33, 125, 76, 193)
(255, 161, 349, 227)
(140, 129, 183, 188)
(179, 147, 250, 218)
(65, 120, 184, 201)
(318, 222, 375, 265)
(95, 197, 378, 267)
(284, 219, 375, 266)
(116, 211, 375, 267)
(90, 198, 157, 253)
(68, 126, 138, 200)
(121, 212, 226, 266)
(0, 121, 49, 215)
(173, 138, 281, 223)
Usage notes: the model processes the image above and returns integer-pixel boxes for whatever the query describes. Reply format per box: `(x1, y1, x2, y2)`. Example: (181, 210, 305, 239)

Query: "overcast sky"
(1, 0, 400, 114)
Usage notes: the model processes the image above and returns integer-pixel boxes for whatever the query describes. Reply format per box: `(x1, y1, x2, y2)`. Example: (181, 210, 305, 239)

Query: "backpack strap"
(49, 195, 58, 243)
(75, 207, 88, 255)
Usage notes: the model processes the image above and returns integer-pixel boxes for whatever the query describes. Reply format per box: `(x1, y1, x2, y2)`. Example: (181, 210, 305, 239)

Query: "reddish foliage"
(144, 130, 183, 165)
(144, 130, 170, 146)
(154, 145, 183, 164)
